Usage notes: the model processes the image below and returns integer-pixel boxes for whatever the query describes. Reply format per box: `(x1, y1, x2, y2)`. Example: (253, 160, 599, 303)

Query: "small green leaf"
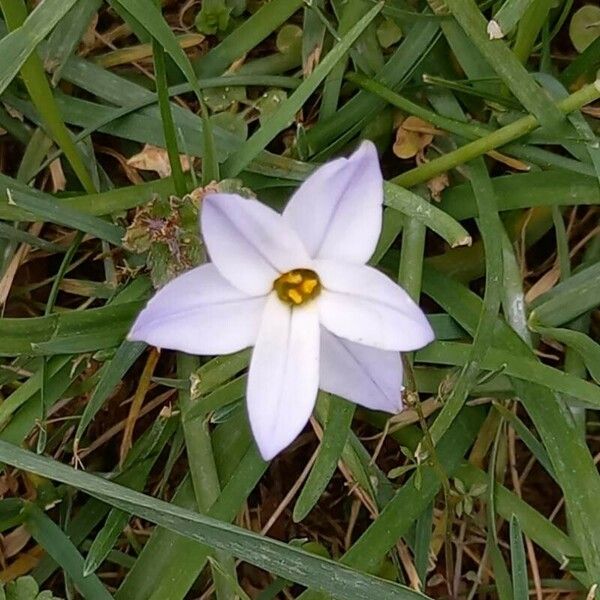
(276, 24, 302, 54)
(376, 18, 402, 49)
(195, 0, 231, 35)
(569, 5, 600, 53)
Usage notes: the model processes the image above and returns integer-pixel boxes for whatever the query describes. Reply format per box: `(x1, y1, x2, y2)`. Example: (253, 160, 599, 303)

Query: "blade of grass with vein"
(152, 6, 187, 198)
(83, 413, 178, 575)
(509, 515, 529, 600)
(0, 222, 64, 253)
(7, 189, 124, 247)
(512, 0, 554, 64)
(75, 341, 146, 445)
(222, 3, 383, 177)
(531, 326, 600, 385)
(41, 0, 102, 85)
(528, 262, 600, 327)
(0, 440, 432, 600)
(22, 502, 113, 600)
(34, 414, 255, 587)
(293, 394, 355, 522)
(383, 182, 471, 248)
(177, 352, 238, 600)
(0, 0, 79, 95)
(488, 0, 534, 38)
(439, 171, 600, 220)
(417, 341, 600, 407)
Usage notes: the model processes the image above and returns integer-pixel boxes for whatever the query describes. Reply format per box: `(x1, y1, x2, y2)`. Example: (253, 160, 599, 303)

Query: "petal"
(128, 263, 266, 355)
(247, 294, 320, 460)
(316, 260, 435, 351)
(202, 193, 311, 295)
(320, 328, 403, 413)
(282, 140, 383, 263)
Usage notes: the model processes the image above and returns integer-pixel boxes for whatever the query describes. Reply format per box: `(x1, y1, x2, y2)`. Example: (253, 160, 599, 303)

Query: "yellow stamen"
(273, 268, 321, 306)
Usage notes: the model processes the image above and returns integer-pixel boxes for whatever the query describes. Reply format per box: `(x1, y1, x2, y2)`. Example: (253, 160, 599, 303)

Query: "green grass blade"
(510, 515, 529, 600)
(8, 189, 123, 246)
(75, 341, 146, 444)
(384, 182, 471, 248)
(293, 394, 355, 522)
(488, 0, 534, 38)
(0, 441, 431, 600)
(0, 0, 79, 95)
(22, 502, 113, 600)
(529, 262, 600, 327)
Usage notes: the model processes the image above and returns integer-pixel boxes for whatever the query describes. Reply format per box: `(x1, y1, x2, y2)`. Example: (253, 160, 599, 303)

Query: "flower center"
(273, 269, 321, 306)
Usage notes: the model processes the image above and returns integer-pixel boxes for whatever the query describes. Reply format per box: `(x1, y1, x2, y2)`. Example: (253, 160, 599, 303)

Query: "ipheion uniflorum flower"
(128, 142, 435, 459)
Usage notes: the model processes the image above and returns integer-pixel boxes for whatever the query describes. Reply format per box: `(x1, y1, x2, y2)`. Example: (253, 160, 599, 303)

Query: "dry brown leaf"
(49, 158, 66, 192)
(487, 150, 530, 171)
(1, 526, 31, 559)
(127, 144, 191, 178)
(582, 106, 600, 118)
(303, 45, 322, 78)
(427, 172, 450, 201)
(0, 546, 44, 583)
(525, 266, 560, 303)
(393, 116, 438, 159)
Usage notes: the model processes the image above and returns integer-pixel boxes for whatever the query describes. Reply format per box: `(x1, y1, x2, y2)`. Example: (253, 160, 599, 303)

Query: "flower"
(128, 141, 434, 459)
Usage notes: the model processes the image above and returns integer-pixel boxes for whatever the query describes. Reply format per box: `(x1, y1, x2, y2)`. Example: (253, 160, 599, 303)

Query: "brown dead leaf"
(49, 159, 66, 192)
(393, 116, 439, 159)
(0, 546, 44, 583)
(487, 150, 530, 171)
(303, 45, 322, 77)
(1, 526, 31, 559)
(582, 106, 600, 118)
(427, 172, 450, 201)
(525, 266, 560, 303)
(127, 144, 191, 178)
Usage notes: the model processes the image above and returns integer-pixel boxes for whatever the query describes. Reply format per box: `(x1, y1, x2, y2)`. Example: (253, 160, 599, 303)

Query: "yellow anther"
(288, 289, 303, 305)
(273, 268, 321, 306)
(301, 278, 318, 294)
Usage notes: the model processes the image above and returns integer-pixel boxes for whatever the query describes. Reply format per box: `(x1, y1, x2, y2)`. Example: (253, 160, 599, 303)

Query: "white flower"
(128, 141, 434, 459)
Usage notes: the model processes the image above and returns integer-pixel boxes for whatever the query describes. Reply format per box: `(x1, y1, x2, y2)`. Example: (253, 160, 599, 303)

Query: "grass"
(0, 0, 599, 598)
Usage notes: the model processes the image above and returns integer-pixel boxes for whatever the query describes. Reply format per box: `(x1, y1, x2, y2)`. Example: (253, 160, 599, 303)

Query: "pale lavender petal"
(247, 294, 320, 460)
(128, 263, 266, 355)
(320, 328, 403, 413)
(316, 259, 435, 351)
(202, 193, 311, 295)
(282, 140, 383, 264)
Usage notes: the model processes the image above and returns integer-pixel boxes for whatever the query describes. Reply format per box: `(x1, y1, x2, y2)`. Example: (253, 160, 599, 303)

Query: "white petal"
(247, 294, 320, 460)
(320, 328, 403, 413)
(201, 193, 311, 295)
(128, 263, 266, 355)
(316, 260, 435, 351)
(282, 140, 383, 263)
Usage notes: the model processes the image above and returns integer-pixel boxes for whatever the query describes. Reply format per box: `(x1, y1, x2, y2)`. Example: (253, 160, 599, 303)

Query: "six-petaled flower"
(129, 141, 434, 459)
